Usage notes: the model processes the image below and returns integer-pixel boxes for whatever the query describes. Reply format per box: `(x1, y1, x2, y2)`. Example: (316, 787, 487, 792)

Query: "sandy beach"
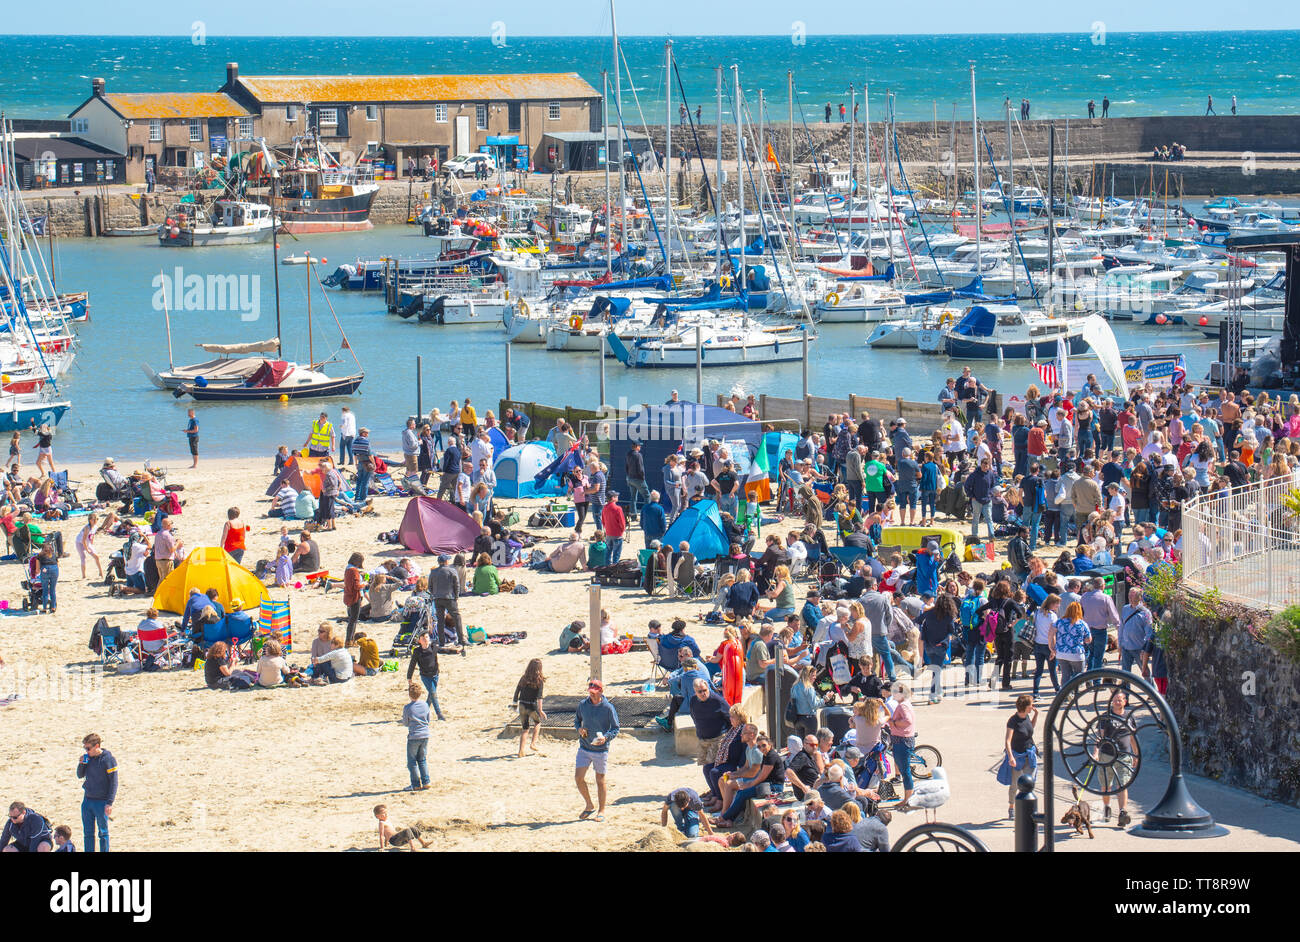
(1, 453, 1297, 854)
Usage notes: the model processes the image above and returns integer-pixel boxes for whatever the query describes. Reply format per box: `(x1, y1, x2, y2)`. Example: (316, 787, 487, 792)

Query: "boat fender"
(825, 291, 840, 307)
(569, 314, 584, 330)
(518, 299, 531, 318)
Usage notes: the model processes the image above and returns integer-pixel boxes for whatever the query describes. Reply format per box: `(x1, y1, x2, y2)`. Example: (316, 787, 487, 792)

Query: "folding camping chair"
(645, 634, 669, 688)
(202, 615, 257, 664)
(136, 623, 186, 669)
(90, 618, 131, 668)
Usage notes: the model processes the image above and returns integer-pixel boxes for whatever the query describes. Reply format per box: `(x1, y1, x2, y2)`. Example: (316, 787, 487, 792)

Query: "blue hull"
(945, 333, 1089, 360)
(0, 403, 69, 433)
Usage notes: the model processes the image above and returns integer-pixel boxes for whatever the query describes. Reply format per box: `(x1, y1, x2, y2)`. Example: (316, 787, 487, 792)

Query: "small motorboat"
(175, 359, 363, 401)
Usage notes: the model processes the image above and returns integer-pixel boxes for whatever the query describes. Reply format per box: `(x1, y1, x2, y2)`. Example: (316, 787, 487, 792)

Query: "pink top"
(888, 700, 916, 739)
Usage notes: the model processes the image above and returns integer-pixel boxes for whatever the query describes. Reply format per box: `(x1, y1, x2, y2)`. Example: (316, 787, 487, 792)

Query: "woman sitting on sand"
(204, 641, 256, 690)
(471, 552, 500, 595)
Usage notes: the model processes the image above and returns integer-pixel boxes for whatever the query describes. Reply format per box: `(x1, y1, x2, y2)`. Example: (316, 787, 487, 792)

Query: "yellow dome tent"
(153, 547, 270, 615)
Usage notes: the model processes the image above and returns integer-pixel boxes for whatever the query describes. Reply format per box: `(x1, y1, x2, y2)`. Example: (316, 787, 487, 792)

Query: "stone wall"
(1166, 598, 1300, 806)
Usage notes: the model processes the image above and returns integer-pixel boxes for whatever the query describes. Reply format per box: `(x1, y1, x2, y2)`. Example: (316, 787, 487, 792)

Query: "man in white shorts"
(574, 678, 620, 822)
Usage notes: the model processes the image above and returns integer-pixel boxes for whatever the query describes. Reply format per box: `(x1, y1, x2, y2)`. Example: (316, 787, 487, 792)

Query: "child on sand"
(374, 804, 432, 851)
(512, 658, 547, 757)
(273, 545, 293, 588)
(53, 824, 76, 852)
(401, 682, 431, 789)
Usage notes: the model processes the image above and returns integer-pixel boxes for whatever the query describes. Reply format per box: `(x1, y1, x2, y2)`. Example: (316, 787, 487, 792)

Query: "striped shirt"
(351, 435, 372, 462)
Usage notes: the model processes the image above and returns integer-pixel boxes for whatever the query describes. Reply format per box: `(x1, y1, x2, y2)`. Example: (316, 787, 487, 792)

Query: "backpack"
(959, 595, 981, 630)
(978, 610, 999, 643)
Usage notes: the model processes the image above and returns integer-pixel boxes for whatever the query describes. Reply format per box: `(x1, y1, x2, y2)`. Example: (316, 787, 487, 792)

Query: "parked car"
(443, 153, 497, 178)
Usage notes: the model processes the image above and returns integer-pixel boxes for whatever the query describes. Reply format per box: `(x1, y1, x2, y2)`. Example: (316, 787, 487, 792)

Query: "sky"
(5, 0, 1297, 35)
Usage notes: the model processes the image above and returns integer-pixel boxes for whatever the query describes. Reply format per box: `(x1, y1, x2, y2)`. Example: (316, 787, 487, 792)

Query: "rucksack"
(959, 595, 981, 630)
(1012, 617, 1035, 657)
(978, 610, 999, 643)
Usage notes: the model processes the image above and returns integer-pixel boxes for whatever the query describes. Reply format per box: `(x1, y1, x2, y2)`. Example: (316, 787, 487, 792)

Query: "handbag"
(829, 652, 851, 686)
(1012, 617, 1035, 658)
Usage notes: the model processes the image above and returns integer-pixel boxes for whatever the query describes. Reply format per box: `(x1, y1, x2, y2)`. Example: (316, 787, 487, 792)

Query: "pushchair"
(390, 595, 431, 656)
(19, 555, 43, 610)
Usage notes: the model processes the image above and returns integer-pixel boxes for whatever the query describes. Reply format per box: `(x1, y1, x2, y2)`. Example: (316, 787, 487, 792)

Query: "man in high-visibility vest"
(304, 411, 334, 458)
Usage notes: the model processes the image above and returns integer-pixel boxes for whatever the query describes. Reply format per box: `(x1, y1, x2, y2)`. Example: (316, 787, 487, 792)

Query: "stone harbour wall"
(1165, 598, 1300, 806)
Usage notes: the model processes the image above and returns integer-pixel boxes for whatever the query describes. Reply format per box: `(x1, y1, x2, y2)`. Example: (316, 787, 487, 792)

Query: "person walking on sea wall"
(1205, 95, 1216, 116)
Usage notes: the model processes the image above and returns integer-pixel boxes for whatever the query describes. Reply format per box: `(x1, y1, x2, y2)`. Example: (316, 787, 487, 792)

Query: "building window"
(238, 116, 253, 138)
(286, 104, 298, 120)
(548, 101, 561, 120)
(189, 119, 202, 141)
(435, 103, 447, 123)
(71, 118, 88, 133)
(318, 107, 338, 127)
(476, 104, 488, 130)
(150, 119, 162, 142)
(365, 105, 379, 121)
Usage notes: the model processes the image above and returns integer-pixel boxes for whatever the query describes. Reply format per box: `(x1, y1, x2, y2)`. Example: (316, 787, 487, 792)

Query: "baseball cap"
(588, 679, 604, 691)
(845, 747, 864, 760)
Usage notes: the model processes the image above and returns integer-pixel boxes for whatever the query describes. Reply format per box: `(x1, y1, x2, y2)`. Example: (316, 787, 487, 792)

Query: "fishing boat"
(0, 393, 70, 433)
(157, 200, 275, 247)
(272, 134, 379, 234)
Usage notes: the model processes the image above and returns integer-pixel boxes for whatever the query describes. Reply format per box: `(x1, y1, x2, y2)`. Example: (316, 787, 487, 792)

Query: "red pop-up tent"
(398, 497, 480, 555)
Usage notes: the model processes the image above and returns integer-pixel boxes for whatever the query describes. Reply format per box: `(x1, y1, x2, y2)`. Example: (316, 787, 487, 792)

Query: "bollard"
(1014, 773, 1038, 853)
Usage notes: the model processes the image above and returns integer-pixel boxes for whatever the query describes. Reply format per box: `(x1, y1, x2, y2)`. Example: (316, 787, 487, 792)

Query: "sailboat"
(173, 248, 363, 400)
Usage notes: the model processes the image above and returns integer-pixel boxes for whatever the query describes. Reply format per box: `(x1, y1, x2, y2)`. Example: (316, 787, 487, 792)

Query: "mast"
(1047, 124, 1055, 309)
(603, 70, 611, 277)
(864, 79, 872, 266)
(970, 63, 980, 271)
(1006, 96, 1015, 297)
(665, 41, 673, 282)
(306, 254, 314, 367)
(734, 64, 745, 292)
(788, 70, 796, 260)
(611, 0, 625, 249)
(715, 66, 723, 276)
(161, 269, 174, 370)
(270, 164, 282, 357)
(848, 83, 855, 268)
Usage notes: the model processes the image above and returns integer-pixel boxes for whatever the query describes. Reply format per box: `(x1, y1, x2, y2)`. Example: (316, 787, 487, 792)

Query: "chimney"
(92, 77, 105, 96)
(226, 62, 239, 87)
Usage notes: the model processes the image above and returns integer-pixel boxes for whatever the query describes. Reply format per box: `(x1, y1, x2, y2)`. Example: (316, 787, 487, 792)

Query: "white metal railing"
(1181, 474, 1300, 610)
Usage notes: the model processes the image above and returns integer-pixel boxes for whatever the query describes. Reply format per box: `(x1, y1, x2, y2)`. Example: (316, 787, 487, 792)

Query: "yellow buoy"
(279, 394, 289, 403)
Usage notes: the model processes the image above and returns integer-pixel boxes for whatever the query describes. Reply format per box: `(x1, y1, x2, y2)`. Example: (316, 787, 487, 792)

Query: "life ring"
(825, 291, 841, 307)
(568, 313, 584, 330)
(518, 299, 530, 318)
(719, 275, 732, 289)
(938, 310, 954, 327)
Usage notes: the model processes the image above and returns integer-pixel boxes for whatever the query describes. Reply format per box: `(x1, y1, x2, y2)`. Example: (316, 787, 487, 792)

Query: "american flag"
(1032, 359, 1059, 389)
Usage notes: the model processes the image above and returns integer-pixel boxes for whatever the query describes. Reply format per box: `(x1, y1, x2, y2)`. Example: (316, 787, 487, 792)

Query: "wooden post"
(896, 396, 905, 420)
(416, 355, 423, 418)
(760, 393, 767, 423)
(588, 584, 602, 684)
(505, 340, 512, 402)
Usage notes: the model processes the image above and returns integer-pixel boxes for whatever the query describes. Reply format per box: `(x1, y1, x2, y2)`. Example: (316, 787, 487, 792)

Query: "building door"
(455, 115, 470, 157)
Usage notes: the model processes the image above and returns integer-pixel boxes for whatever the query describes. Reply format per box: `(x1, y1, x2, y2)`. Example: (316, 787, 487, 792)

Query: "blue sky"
(6, 0, 1297, 35)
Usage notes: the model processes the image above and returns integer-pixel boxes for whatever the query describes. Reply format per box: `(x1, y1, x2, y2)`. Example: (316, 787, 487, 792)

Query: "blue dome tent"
(661, 499, 729, 561)
(494, 441, 559, 498)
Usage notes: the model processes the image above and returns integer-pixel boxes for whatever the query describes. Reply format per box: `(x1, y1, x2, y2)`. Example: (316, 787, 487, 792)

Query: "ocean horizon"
(3, 30, 1298, 123)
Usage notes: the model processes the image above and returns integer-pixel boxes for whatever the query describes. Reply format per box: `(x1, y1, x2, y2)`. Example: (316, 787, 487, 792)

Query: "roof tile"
(235, 73, 598, 104)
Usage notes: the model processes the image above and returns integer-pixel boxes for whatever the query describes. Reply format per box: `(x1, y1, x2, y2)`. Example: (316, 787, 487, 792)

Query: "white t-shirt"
(318, 647, 353, 675)
(125, 541, 149, 576)
(339, 411, 357, 437)
(1107, 495, 1126, 516)
(599, 621, 616, 646)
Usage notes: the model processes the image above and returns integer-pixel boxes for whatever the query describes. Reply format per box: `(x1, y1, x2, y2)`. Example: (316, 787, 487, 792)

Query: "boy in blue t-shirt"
(919, 453, 941, 526)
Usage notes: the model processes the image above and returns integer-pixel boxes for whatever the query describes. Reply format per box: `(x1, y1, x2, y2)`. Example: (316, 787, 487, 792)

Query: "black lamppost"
(1030, 667, 1227, 849)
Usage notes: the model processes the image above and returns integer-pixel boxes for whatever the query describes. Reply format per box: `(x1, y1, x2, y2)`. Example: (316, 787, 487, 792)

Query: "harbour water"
(47, 222, 1227, 463)
(4, 31, 1300, 123)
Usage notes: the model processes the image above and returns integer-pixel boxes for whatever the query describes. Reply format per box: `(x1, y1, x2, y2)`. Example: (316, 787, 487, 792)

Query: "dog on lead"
(1059, 787, 1094, 838)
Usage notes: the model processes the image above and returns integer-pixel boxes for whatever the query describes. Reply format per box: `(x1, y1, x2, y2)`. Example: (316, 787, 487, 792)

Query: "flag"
(1172, 361, 1187, 387)
(534, 442, 583, 486)
(766, 141, 781, 171)
(746, 440, 770, 484)
(21, 215, 47, 237)
(1032, 360, 1059, 389)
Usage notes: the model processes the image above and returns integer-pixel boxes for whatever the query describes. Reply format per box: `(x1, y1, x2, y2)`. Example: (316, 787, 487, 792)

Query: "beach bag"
(467, 626, 487, 644)
(784, 696, 800, 725)
(503, 509, 520, 527)
(829, 652, 852, 686)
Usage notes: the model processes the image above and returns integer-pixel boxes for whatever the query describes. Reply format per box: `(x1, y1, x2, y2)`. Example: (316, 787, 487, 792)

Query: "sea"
(5, 31, 1297, 462)
(3, 31, 1300, 123)
(41, 223, 1233, 464)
